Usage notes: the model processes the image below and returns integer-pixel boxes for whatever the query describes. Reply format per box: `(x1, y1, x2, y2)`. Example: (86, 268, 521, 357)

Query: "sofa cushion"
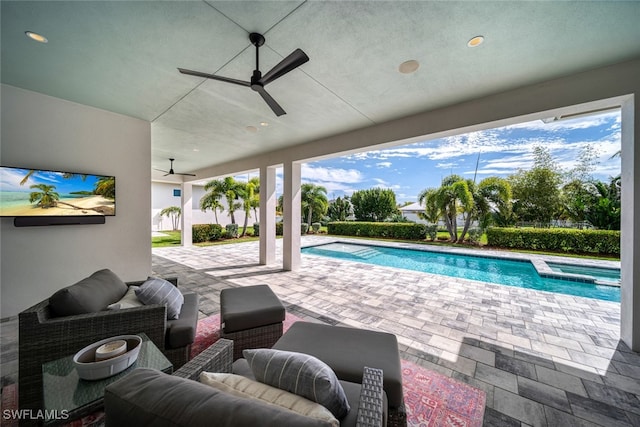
(274, 322, 404, 410)
(104, 368, 334, 427)
(135, 277, 184, 320)
(220, 284, 285, 333)
(243, 348, 350, 419)
(49, 269, 128, 317)
(107, 286, 142, 310)
(200, 372, 339, 427)
(165, 291, 198, 348)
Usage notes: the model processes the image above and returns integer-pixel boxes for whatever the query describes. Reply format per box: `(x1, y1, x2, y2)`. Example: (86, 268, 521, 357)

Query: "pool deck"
(0, 236, 636, 426)
(147, 236, 639, 427)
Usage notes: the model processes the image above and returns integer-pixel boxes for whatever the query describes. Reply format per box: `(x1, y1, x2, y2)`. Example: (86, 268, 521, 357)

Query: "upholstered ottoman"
(220, 285, 286, 360)
(273, 321, 406, 427)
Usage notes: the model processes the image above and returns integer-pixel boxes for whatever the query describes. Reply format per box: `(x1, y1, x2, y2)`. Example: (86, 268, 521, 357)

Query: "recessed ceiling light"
(260, 122, 269, 127)
(25, 31, 48, 43)
(246, 126, 258, 133)
(467, 36, 484, 48)
(398, 60, 419, 74)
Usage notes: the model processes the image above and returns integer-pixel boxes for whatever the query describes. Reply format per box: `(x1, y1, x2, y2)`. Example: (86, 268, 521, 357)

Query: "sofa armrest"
(126, 276, 178, 287)
(18, 299, 167, 415)
(356, 367, 385, 427)
(173, 339, 233, 381)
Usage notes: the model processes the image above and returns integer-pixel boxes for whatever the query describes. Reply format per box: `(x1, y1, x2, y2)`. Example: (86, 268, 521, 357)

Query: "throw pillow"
(243, 348, 350, 419)
(107, 286, 142, 310)
(49, 269, 128, 317)
(135, 277, 184, 320)
(199, 372, 339, 427)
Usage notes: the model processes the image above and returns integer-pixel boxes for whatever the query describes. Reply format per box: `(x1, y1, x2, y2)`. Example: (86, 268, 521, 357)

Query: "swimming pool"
(302, 243, 620, 302)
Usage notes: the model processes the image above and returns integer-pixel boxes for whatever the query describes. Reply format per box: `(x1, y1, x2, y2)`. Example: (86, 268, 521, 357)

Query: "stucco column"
(259, 166, 277, 265)
(180, 182, 193, 247)
(620, 95, 639, 351)
(283, 161, 301, 271)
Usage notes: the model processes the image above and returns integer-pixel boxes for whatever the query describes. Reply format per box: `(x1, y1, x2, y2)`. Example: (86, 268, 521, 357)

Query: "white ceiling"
(2, 1, 640, 177)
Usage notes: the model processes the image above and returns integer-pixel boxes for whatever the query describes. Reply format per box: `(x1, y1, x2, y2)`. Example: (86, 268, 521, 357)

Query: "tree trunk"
(459, 214, 472, 243)
(307, 207, 313, 229)
(214, 210, 219, 225)
(241, 209, 249, 237)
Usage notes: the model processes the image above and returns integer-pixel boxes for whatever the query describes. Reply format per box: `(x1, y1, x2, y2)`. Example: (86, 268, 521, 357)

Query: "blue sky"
(295, 110, 621, 204)
(0, 167, 104, 195)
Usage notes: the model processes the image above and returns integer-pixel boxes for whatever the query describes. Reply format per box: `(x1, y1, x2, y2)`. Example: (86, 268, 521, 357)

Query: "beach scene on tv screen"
(0, 167, 115, 216)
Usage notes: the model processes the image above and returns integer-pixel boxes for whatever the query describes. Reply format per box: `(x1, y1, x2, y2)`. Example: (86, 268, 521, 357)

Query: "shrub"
(276, 222, 284, 236)
(425, 225, 438, 241)
(486, 227, 620, 255)
(192, 224, 224, 243)
(253, 223, 259, 237)
(301, 223, 309, 234)
(225, 224, 239, 238)
(467, 228, 483, 244)
(327, 221, 427, 240)
(312, 222, 321, 233)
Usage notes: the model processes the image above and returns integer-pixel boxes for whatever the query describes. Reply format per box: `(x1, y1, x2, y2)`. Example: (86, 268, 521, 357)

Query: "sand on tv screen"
(0, 166, 115, 217)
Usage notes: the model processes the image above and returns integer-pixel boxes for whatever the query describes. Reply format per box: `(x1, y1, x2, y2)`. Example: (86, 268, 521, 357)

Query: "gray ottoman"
(220, 285, 285, 360)
(273, 321, 406, 427)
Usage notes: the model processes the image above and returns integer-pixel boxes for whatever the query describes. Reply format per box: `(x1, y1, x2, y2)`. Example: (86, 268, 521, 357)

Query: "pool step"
(351, 248, 380, 259)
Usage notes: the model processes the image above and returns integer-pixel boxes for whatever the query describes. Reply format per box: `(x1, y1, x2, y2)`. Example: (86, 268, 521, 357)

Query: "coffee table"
(42, 333, 172, 426)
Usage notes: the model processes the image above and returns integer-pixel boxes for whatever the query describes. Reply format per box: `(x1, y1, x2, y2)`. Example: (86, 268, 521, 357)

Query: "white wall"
(151, 181, 258, 231)
(0, 85, 151, 318)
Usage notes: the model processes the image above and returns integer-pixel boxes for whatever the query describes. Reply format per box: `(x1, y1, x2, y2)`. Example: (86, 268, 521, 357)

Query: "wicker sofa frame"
(106, 338, 385, 427)
(220, 321, 283, 360)
(17, 277, 194, 424)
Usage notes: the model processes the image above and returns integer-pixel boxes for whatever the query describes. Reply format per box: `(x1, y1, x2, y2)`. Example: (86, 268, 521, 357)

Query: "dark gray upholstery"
(49, 269, 128, 317)
(220, 284, 285, 332)
(273, 322, 404, 409)
(165, 291, 199, 349)
(104, 368, 334, 427)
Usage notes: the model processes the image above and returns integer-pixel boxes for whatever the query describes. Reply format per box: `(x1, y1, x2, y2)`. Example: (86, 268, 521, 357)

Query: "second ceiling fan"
(178, 33, 309, 117)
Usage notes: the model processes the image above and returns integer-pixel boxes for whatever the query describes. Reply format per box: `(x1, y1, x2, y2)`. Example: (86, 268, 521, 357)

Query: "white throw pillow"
(107, 286, 142, 310)
(199, 372, 339, 427)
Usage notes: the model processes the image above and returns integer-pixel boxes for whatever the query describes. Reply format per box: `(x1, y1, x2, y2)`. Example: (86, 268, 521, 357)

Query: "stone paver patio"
(152, 236, 639, 427)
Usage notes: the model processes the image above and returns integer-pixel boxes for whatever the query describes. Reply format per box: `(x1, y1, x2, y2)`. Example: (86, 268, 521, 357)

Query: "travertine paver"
(0, 236, 636, 427)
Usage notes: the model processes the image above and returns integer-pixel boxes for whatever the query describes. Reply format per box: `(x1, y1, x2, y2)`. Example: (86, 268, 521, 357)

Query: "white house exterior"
(152, 181, 257, 231)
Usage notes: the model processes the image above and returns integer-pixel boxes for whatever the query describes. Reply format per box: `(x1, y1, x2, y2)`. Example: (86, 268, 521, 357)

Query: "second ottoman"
(220, 285, 286, 359)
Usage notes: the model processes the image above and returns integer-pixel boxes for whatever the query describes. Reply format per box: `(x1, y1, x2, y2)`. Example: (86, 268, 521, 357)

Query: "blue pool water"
(302, 243, 620, 302)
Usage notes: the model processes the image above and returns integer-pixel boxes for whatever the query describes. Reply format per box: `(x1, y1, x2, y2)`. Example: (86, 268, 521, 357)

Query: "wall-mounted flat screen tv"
(0, 166, 115, 217)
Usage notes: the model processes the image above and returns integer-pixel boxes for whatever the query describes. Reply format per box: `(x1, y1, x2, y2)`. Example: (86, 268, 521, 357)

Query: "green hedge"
(486, 227, 620, 255)
(327, 221, 427, 240)
(192, 224, 224, 243)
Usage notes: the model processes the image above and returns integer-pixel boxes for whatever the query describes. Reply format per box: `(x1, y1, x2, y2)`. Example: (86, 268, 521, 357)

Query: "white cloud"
(376, 162, 392, 168)
(301, 165, 363, 184)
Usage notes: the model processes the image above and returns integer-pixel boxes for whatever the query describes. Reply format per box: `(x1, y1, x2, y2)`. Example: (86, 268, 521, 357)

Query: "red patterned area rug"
(194, 313, 486, 427)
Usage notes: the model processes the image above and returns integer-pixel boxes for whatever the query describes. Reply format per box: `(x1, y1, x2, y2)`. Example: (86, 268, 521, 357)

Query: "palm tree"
(94, 176, 115, 199)
(160, 206, 182, 230)
(29, 184, 60, 208)
(417, 188, 442, 224)
(238, 177, 260, 237)
(301, 183, 328, 228)
(203, 177, 243, 224)
(199, 193, 223, 224)
(458, 176, 512, 242)
(418, 175, 473, 242)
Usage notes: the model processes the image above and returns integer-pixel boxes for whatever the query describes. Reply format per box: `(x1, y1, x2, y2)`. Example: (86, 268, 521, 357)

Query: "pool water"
(302, 243, 620, 302)
(546, 262, 620, 285)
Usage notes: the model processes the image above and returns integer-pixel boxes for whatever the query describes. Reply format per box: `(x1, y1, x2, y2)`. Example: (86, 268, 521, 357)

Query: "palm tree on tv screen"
(94, 176, 115, 199)
(29, 184, 60, 208)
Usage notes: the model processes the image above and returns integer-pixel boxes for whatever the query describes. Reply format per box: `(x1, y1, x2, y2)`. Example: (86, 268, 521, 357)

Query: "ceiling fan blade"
(178, 68, 251, 87)
(154, 168, 169, 173)
(176, 172, 197, 177)
(256, 86, 286, 116)
(260, 49, 309, 86)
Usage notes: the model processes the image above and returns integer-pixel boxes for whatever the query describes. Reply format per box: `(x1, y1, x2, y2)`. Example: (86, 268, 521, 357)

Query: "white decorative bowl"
(73, 335, 142, 380)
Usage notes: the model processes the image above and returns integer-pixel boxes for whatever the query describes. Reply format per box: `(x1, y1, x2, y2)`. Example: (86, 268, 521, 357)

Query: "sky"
(294, 110, 622, 204)
(0, 167, 105, 195)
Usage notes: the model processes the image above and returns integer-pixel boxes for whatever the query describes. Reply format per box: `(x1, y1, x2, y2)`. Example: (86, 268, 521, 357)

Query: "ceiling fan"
(155, 158, 196, 177)
(178, 32, 309, 117)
